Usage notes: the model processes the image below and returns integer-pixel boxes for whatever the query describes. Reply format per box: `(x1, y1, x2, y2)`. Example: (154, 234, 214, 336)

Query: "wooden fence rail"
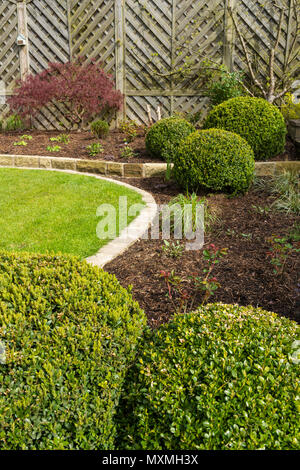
(0, 0, 298, 128)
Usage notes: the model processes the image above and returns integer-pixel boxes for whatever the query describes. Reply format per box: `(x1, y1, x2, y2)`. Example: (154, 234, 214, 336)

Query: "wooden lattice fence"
(0, 0, 299, 128)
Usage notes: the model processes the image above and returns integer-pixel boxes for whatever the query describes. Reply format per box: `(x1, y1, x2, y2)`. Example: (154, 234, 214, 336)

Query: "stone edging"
(0, 166, 158, 268)
(1, 154, 299, 178)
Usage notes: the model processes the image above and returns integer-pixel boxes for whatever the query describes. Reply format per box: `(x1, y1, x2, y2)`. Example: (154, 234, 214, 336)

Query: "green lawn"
(0, 168, 144, 258)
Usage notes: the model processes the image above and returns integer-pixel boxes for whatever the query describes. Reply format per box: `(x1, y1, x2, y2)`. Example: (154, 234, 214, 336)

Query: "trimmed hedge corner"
(145, 117, 195, 161)
(0, 251, 146, 450)
(203, 96, 287, 161)
(116, 303, 299, 450)
(173, 128, 255, 194)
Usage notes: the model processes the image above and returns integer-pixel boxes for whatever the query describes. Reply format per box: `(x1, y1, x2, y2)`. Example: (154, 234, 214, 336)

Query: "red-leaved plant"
(8, 57, 123, 127)
(160, 244, 228, 314)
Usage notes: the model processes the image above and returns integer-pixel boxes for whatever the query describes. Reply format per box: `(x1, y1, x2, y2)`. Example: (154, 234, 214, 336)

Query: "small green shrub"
(253, 170, 300, 214)
(203, 97, 287, 160)
(206, 69, 244, 106)
(86, 142, 104, 157)
(145, 117, 195, 161)
(4, 113, 25, 132)
(90, 120, 110, 139)
(120, 144, 136, 159)
(173, 129, 255, 194)
(50, 134, 70, 144)
(117, 303, 299, 450)
(165, 193, 219, 234)
(0, 251, 145, 450)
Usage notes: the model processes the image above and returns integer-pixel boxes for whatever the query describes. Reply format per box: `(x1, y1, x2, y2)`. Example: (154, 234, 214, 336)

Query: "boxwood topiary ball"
(203, 96, 287, 161)
(117, 303, 299, 450)
(173, 128, 255, 194)
(145, 117, 195, 161)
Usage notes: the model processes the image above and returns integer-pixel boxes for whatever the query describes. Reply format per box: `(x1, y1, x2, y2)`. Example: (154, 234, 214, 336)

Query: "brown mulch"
(0, 129, 298, 162)
(0, 128, 159, 163)
(105, 177, 300, 328)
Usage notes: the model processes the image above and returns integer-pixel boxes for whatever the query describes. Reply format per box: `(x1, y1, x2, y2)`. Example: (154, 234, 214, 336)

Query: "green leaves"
(116, 304, 299, 450)
(203, 96, 287, 161)
(145, 117, 195, 161)
(173, 128, 255, 194)
(0, 251, 146, 449)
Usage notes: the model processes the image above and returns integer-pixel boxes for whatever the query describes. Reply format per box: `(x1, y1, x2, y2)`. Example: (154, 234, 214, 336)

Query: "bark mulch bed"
(0, 129, 298, 162)
(0, 128, 158, 163)
(105, 177, 300, 328)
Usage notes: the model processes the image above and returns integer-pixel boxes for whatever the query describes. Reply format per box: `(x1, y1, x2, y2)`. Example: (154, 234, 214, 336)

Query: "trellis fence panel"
(0, 0, 298, 128)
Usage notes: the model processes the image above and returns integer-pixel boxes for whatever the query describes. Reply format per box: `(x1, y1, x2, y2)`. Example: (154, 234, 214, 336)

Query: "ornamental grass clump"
(173, 128, 255, 194)
(145, 117, 195, 161)
(0, 251, 145, 450)
(116, 303, 300, 450)
(203, 96, 286, 161)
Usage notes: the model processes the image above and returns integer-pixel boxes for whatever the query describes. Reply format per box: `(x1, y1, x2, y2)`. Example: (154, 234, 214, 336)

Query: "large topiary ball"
(145, 117, 195, 161)
(173, 128, 255, 194)
(203, 96, 287, 161)
(0, 251, 146, 450)
(116, 303, 300, 450)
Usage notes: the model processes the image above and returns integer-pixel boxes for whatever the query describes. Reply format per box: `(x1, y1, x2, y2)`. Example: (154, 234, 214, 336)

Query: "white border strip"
(0, 166, 158, 268)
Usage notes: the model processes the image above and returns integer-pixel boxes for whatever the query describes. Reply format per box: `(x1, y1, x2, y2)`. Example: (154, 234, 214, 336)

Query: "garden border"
(0, 165, 158, 268)
(0, 154, 299, 178)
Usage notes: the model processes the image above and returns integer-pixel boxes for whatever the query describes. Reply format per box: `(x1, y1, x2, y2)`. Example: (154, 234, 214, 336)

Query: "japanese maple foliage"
(8, 57, 123, 126)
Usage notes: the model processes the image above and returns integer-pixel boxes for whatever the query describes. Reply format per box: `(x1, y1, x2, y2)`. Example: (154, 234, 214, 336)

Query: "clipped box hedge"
(203, 96, 287, 161)
(0, 251, 146, 450)
(145, 117, 195, 161)
(173, 128, 255, 194)
(117, 303, 300, 450)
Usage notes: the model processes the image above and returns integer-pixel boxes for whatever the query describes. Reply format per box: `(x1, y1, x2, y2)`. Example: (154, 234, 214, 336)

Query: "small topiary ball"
(173, 128, 255, 194)
(145, 117, 195, 161)
(117, 303, 300, 450)
(203, 96, 287, 161)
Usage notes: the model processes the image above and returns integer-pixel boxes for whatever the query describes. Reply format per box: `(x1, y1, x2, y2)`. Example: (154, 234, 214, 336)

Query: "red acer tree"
(8, 57, 123, 127)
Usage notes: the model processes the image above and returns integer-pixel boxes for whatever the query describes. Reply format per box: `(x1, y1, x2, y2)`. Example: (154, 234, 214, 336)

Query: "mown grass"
(0, 168, 144, 258)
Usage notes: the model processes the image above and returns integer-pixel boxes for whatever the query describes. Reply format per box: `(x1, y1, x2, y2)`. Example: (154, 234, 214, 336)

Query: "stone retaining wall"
(0, 154, 299, 178)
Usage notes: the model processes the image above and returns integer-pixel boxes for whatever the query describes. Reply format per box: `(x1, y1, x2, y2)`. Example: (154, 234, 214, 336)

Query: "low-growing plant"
(281, 92, 300, 121)
(86, 142, 104, 157)
(0, 251, 145, 449)
(4, 114, 24, 132)
(162, 240, 184, 259)
(50, 134, 70, 144)
(206, 68, 244, 106)
(119, 119, 139, 142)
(165, 193, 219, 235)
(267, 235, 300, 276)
(120, 144, 136, 159)
(91, 120, 110, 139)
(46, 145, 61, 152)
(251, 204, 272, 216)
(21, 134, 32, 141)
(116, 304, 299, 450)
(146, 117, 195, 161)
(253, 171, 300, 214)
(13, 140, 27, 146)
(290, 223, 300, 242)
(160, 244, 228, 313)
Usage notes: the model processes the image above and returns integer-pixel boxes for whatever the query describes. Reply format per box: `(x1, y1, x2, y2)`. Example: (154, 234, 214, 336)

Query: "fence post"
(223, 0, 236, 71)
(115, 0, 125, 126)
(17, 0, 30, 80)
(284, 0, 294, 69)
